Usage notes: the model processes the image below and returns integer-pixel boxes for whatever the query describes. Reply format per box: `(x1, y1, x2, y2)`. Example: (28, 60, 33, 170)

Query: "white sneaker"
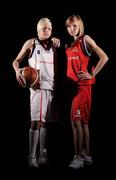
(28, 156, 39, 168)
(81, 154, 93, 165)
(69, 156, 84, 169)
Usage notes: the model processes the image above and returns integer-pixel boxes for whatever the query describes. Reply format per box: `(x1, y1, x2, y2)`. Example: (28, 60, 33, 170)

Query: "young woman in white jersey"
(12, 18, 60, 167)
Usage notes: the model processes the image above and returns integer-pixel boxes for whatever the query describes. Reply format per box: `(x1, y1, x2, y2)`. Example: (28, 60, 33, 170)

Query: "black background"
(0, 1, 114, 179)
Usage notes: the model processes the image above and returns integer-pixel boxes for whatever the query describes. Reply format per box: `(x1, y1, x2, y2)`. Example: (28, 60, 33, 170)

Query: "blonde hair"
(37, 18, 52, 32)
(65, 15, 84, 37)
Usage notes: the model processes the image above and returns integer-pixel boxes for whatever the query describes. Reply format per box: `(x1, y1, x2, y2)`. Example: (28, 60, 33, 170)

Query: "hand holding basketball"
(16, 66, 40, 89)
(16, 68, 26, 87)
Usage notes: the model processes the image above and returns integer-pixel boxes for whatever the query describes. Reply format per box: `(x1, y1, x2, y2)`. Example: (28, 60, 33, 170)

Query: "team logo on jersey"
(37, 50, 40, 54)
(74, 109, 81, 118)
(68, 56, 79, 60)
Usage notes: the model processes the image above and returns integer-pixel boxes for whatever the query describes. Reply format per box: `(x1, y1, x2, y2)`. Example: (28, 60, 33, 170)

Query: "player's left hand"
(78, 70, 92, 80)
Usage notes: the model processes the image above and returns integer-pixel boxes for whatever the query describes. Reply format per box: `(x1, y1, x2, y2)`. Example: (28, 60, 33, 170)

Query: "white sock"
(39, 127, 47, 156)
(29, 128, 39, 158)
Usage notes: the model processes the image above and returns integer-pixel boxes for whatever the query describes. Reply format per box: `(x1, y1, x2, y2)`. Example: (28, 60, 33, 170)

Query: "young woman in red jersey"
(65, 15, 108, 169)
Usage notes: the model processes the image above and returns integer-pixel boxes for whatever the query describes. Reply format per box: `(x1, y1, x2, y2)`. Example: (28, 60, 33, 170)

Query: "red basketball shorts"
(71, 85, 92, 124)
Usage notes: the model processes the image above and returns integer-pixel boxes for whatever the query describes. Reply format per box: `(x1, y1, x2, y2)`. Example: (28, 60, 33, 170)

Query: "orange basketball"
(20, 66, 40, 88)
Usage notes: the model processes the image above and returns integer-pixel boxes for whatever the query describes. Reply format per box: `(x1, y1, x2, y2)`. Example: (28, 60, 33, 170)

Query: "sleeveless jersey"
(28, 39, 55, 90)
(66, 35, 95, 85)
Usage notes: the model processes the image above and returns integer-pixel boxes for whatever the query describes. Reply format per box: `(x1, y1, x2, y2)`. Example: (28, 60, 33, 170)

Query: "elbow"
(104, 54, 109, 63)
(106, 56, 109, 63)
(12, 60, 16, 69)
(12, 59, 18, 71)
(12, 60, 14, 67)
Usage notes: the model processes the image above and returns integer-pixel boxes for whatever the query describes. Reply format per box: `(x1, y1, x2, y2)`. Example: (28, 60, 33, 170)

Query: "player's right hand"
(51, 37, 60, 47)
(15, 68, 26, 87)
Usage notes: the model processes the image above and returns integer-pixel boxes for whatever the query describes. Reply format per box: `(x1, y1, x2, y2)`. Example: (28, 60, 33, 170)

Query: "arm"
(78, 35, 109, 80)
(13, 39, 34, 86)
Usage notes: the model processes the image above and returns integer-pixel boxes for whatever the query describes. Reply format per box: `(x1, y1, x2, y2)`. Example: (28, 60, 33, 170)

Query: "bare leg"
(72, 120, 83, 156)
(75, 120, 83, 156)
(83, 123, 90, 155)
(72, 123, 78, 155)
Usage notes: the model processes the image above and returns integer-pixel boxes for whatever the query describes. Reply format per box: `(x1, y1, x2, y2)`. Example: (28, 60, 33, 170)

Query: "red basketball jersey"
(66, 35, 95, 85)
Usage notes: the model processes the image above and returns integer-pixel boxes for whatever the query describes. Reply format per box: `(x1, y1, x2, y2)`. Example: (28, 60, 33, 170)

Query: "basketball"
(20, 66, 40, 88)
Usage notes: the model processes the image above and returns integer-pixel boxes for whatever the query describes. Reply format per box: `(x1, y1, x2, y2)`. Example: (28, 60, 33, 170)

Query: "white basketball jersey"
(28, 39, 54, 90)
